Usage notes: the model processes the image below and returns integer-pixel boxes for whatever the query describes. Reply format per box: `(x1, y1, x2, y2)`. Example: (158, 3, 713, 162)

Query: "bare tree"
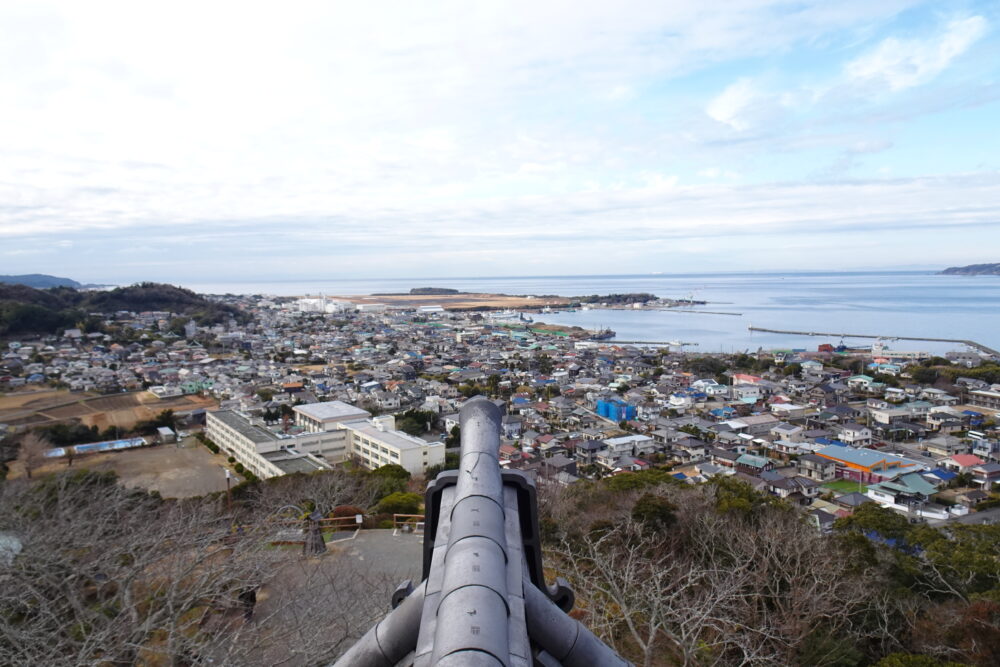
(18, 432, 49, 479)
(548, 486, 884, 666)
(0, 469, 399, 666)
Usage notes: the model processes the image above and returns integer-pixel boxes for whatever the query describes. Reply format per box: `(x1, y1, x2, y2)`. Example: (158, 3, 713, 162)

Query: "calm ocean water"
(181, 272, 1000, 354)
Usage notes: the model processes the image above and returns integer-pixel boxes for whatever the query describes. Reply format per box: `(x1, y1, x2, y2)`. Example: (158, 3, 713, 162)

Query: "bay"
(179, 272, 1000, 354)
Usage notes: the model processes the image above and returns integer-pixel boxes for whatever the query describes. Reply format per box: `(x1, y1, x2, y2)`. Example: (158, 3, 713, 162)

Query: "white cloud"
(2, 0, 995, 280)
(697, 167, 740, 179)
(705, 78, 757, 130)
(845, 16, 988, 91)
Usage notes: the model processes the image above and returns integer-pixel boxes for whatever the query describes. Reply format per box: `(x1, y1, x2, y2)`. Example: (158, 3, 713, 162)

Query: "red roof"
(950, 454, 984, 467)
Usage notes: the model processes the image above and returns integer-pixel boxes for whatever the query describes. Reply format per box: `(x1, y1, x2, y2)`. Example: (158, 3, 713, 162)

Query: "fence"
(392, 513, 425, 535)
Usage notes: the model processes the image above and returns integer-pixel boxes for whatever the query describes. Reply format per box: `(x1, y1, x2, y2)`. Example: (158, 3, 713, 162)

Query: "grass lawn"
(823, 479, 866, 494)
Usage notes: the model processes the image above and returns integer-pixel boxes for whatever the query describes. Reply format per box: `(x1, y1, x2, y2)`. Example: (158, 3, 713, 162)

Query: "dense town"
(4, 290, 1000, 529)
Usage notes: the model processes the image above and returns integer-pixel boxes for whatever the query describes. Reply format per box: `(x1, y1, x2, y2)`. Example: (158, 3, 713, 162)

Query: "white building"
(206, 410, 333, 480)
(356, 303, 388, 312)
(342, 417, 445, 473)
(207, 403, 444, 479)
(294, 401, 371, 433)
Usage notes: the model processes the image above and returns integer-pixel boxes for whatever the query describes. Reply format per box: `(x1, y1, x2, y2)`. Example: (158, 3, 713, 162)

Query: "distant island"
(0, 274, 101, 289)
(939, 263, 1000, 275)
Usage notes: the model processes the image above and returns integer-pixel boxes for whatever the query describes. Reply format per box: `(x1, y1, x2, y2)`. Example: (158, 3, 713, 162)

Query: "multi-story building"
(206, 410, 331, 480)
(969, 389, 1000, 410)
(343, 417, 445, 473)
(206, 404, 444, 479)
(293, 401, 371, 432)
(797, 453, 837, 481)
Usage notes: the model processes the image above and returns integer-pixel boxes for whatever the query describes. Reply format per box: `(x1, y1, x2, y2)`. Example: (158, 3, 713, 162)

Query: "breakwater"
(747, 326, 999, 358)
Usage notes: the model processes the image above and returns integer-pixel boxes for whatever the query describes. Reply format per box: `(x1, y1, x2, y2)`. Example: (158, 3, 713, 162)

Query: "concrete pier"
(747, 326, 999, 358)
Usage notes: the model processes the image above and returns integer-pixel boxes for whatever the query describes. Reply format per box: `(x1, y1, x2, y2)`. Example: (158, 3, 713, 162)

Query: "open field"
(823, 479, 866, 494)
(0, 388, 217, 429)
(0, 389, 84, 412)
(9, 437, 237, 498)
(334, 292, 572, 310)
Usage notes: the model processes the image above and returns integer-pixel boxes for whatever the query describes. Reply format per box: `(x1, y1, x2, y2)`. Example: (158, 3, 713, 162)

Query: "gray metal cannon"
(333, 397, 630, 666)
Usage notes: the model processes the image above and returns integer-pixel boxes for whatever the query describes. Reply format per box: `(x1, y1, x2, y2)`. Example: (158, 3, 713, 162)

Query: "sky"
(2, 0, 1000, 284)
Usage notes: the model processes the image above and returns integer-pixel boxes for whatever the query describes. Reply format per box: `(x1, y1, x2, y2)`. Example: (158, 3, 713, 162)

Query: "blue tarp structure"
(44, 437, 148, 458)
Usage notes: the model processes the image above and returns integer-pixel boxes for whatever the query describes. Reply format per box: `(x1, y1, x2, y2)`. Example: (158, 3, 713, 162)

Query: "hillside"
(0, 274, 84, 288)
(0, 282, 245, 336)
(940, 263, 1000, 275)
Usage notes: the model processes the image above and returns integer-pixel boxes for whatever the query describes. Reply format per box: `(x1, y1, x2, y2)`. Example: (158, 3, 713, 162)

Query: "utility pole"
(225, 468, 233, 514)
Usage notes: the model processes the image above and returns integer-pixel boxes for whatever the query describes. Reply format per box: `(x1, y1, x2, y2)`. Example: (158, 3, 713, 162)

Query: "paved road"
(939, 506, 1000, 525)
(252, 529, 424, 665)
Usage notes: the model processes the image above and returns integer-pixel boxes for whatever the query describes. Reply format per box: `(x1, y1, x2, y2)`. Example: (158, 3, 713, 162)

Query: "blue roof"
(817, 445, 915, 470)
(925, 468, 957, 481)
(815, 437, 848, 447)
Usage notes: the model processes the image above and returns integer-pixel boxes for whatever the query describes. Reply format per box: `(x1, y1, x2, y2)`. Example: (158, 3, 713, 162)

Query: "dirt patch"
(0, 390, 102, 423)
(6, 413, 50, 426)
(0, 389, 75, 412)
(86, 394, 143, 411)
(39, 403, 98, 420)
(82, 395, 216, 431)
(136, 390, 166, 405)
(11, 438, 238, 498)
(82, 407, 157, 431)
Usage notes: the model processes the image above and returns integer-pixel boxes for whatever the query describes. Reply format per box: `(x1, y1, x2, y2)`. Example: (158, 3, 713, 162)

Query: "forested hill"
(0, 274, 84, 288)
(940, 263, 1000, 275)
(0, 283, 245, 336)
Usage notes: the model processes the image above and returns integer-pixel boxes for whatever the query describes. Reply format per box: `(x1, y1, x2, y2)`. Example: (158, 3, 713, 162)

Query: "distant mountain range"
(939, 263, 1000, 276)
(0, 274, 103, 288)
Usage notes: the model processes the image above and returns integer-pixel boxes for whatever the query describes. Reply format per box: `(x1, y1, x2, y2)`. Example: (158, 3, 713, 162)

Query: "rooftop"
(345, 419, 443, 452)
(817, 445, 918, 471)
(261, 449, 331, 474)
(293, 401, 371, 422)
(209, 410, 275, 444)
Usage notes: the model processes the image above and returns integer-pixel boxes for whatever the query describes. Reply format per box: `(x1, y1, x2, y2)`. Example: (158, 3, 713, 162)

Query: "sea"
(180, 272, 1000, 355)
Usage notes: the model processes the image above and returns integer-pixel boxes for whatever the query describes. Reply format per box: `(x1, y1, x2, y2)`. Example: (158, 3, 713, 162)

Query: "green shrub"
(372, 463, 411, 481)
(632, 493, 677, 531)
(375, 492, 423, 515)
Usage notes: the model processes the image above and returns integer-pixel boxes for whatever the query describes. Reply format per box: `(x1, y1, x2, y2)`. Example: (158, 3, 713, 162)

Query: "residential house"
(735, 453, 774, 475)
(972, 463, 1000, 490)
(798, 453, 837, 482)
(941, 454, 985, 474)
(923, 435, 970, 458)
(835, 423, 872, 447)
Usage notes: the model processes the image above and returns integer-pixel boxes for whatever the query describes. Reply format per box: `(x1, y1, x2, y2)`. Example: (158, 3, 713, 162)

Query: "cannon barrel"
(333, 397, 631, 667)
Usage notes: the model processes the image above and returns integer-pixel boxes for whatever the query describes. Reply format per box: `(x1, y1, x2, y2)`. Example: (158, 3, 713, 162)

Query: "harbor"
(747, 326, 1000, 359)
